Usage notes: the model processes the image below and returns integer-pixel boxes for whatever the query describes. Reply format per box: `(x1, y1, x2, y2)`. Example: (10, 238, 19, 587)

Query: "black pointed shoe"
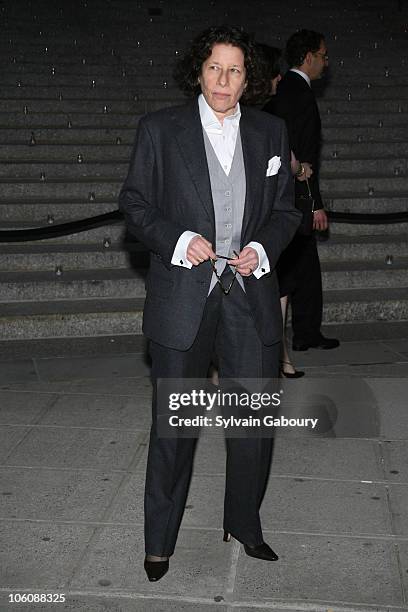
(292, 336, 340, 351)
(280, 360, 305, 378)
(144, 557, 169, 582)
(223, 531, 278, 561)
(244, 541, 279, 561)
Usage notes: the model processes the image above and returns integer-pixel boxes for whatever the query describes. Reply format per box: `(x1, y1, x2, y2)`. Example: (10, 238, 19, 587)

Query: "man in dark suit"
(119, 26, 300, 581)
(269, 29, 340, 351)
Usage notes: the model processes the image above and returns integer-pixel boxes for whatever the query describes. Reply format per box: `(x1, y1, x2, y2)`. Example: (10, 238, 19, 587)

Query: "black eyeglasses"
(314, 51, 329, 61)
(210, 251, 239, 295)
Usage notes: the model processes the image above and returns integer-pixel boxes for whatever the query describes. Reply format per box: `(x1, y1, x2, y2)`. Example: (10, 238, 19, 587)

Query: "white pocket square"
(266, 155, 281, 176)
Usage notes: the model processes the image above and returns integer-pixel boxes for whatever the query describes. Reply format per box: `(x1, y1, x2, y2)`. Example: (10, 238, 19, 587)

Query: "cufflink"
(261, 268, 265, 272)
(180, 260, 183, 264)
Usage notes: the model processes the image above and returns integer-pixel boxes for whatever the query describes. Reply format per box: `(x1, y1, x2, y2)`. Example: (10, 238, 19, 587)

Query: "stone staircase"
(0, 0, 407, 341)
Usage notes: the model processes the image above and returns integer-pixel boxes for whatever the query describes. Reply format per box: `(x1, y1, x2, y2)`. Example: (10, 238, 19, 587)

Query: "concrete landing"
(0, 323, 408, 612)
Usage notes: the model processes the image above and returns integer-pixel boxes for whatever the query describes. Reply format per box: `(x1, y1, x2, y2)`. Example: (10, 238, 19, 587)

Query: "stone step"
(2, 224, 407, 259)
(317, 234, 408, 261)
(3, 74, 408, 95)
(2, 116, 408, 140)
(320, 175, 408, 191)
(0, 167, 408, 189)
(321, 159, 407, 174)
(320, 260, 408, 289)
(0, 198, 118, 222)
(2, 34, 398, 57)
(0, 268, 146, 301)
(0, 127, 135, 144)
(0, 141, 405, 164)
(0, 91, 408, 115)
(328, 222, 406, 236)
(2, 141, 406, 162)
(2, 95, 403, 116)
(0, 178, 122, 198)
(1, 64, 183, 78)
(4, 64, 408, 81)
(0, 298, 144, 340)
(1, 111, 407, 136)
(1, 194, 404, 225)
(3, 125, 407, 146)
(2, 87, 407, 107)
(323, 113, 408, 127)
(0, 222, 126, 245)
(1, 109, 406, 130)
(325, 74, 408, 85)
(321, 141, 408, 157)
(1, 235, 406, 274)
(0, 85, 183, 100)
(324, 195, 407, 213)
(0, 260, 405, 302)
(1, 286, 406, 340)
(0, 244, 135, 272)
(1, 28, 402, 47)
(1, 9, 400, 21)
(0, 98, 177, 113)
(0, 0, 406, 345)
(0, 75, 178, 87)
(0, 125, 408, 148)
(0, 112, 142, 128)
(319, 85, 408, 100)
(3, 30, 402, 45)
(0, 144, 133, 160)
(0, 161, 127, 179)
(322, 126, 407, 141)
(322, 287, 408, 323)
(318, 100, 406, 113)
(2, 59, 404, 82)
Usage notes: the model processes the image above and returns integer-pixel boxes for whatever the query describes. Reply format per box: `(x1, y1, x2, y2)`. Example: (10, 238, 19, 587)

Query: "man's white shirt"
(171, 94, 270, 278)
(290, 68, 311, 88)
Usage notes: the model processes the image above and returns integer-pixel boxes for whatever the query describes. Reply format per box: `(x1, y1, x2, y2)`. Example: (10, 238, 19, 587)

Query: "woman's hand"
(299, 161, 313, 181)
(295, 161, 313, 182)
(290, 152, 313, 182)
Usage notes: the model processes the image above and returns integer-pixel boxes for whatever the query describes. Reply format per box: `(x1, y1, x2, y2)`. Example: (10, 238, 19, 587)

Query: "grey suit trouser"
(145, 271, 280, 556)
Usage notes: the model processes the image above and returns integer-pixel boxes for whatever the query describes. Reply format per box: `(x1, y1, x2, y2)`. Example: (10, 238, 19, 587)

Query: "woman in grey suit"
(119, 26, 301, 582)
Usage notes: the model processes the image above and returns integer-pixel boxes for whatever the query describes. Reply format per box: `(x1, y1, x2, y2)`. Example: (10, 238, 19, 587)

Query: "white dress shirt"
(290, 68, 311, 88)
(171, 94, 270, 278)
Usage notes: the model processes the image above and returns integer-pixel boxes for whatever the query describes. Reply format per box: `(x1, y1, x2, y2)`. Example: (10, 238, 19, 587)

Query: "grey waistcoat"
(203, 129, 246, 293)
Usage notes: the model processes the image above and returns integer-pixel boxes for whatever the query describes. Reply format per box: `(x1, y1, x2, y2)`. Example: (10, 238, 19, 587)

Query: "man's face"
(198, 43, 247, 122)
(309, 40, 328, 80)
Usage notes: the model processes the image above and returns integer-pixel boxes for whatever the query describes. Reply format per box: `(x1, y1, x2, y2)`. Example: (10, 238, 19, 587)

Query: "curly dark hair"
(245, 43, 283, 105)
(285, 29, 325, 68)
(173, 25, 264, 103)
(257, 43, 283, 81)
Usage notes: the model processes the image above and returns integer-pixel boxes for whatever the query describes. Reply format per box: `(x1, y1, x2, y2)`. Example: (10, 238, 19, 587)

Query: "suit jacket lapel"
(240, 107, 265, 241)
(172, 100, 215, 223)
(172, 101, 266, 239)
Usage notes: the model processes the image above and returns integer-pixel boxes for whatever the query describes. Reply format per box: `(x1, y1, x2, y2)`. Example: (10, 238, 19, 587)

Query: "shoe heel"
(144, 558, 169, 582)
(223, 530, 231, 542)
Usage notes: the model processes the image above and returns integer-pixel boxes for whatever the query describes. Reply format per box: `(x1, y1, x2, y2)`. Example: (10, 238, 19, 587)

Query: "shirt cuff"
(171, 231, 201, 269)
(245, 241, 270, 279)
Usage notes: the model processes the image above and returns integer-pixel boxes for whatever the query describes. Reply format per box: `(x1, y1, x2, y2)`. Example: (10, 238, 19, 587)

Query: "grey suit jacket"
(119, 98, 301, 350)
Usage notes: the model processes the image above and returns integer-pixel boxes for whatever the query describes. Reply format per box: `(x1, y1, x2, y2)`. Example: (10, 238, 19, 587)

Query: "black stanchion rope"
(0, 210, 407, 243)
(0, 211, 123, 243)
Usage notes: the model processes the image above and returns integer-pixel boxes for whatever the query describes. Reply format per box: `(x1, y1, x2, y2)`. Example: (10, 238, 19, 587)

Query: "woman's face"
(198, 43, 247, 122)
